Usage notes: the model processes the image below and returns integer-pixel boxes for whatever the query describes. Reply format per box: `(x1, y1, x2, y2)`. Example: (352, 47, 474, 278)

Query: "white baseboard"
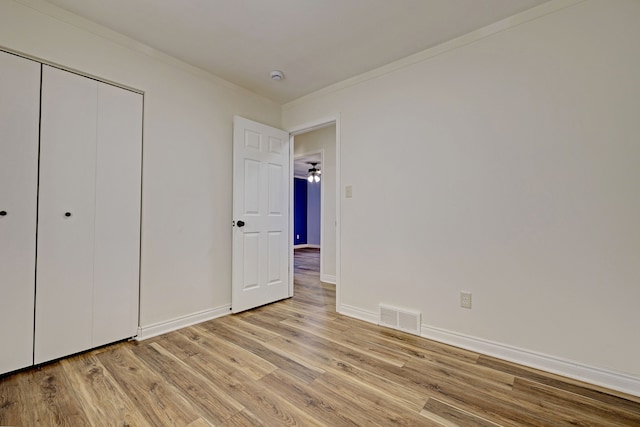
(320, 274, 336, 284)
(421, 324, 640, 398)
(294, 244, 321, 249)
(339, 304, 378, 324)
(137, 305, 231, 340)
(336, 305, 640, 397)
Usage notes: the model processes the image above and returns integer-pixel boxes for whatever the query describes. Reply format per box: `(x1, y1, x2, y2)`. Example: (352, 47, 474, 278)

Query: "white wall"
(294, 126, 337, 281)
(283, 0, 640, 392)
(0, 0, 281, 333)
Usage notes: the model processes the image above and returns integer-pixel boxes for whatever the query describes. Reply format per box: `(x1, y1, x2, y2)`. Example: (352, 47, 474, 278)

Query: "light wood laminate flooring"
(1, 248, 639, 426)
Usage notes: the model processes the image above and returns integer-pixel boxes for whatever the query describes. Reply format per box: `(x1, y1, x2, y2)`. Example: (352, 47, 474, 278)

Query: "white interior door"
(35, 65, 98, 363)
(0, 51, 40, 375)
(232, 116, 290, 313)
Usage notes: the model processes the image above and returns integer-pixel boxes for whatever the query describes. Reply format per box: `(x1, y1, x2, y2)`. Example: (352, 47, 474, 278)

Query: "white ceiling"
(44, 0, 549, 104)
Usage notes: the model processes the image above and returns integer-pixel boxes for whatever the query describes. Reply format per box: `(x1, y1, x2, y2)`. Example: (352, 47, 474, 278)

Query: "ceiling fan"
(307, 162, 321, 183)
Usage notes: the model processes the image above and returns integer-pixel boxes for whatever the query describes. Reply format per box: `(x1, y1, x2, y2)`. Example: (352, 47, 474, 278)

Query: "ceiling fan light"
(305, 161, 321, 183)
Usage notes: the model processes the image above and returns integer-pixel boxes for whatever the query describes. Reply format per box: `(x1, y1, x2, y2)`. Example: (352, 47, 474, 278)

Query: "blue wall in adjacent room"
(307, 180, 321, 245)
(294, 178, 307, 244)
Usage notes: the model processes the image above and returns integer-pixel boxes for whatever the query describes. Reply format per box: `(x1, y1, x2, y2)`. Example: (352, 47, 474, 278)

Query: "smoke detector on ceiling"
(270, 70, 284, 81)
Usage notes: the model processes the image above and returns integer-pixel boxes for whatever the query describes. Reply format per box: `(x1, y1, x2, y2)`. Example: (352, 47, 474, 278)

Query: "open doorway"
(293, 152, 322, 250)
(293, 153, 322, 297)
(290, 123, 337, 297)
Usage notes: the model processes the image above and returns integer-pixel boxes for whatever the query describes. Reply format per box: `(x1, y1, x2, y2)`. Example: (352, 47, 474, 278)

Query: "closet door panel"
(92, 83, 142, 346)
(35, 66, 97, 364)
(0, 52, 40, 374)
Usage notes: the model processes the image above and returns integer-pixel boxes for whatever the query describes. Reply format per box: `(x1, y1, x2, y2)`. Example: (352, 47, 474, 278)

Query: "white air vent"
(379, 304, 421, 335)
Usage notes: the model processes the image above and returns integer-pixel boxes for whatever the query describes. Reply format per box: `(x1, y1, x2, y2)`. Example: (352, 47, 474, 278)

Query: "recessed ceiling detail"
(43, 0, 549, 103)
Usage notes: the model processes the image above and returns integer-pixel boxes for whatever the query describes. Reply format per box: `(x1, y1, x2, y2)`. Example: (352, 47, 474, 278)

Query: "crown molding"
(12, 0, 279, 107)
(283, 0, 585, 111)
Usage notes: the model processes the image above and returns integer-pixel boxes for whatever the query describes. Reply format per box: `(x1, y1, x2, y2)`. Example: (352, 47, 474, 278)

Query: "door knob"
(0, 210, 6, 216)
(236, 220, 245, 227)
(65, 212, 72, 217)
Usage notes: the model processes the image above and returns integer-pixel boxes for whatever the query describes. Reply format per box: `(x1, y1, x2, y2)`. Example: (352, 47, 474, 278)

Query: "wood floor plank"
(213, 313, 283, 342)
(148, 326, 326, 425)
(419, 409, 460, 427)
(96, 345, 205, 426)
(276, 299, 341, 322)
(511, 377, 640, 426)
(394, 364, 549, 426)
(59, 352, 148, 426)
(281, 315, 537, 425)
(338, 319, 480, 364)
(133, 342, 245, 424)
(151, 330, 209, 362)
(279, 315, 351, 337)
(477, 355, 640, 412)
(0, 368, 37, 426)
(186, 353, 325, 426)
(313, 371, 432, 425)
(264, 335, 428, 411)
(403, 355, 515, 393)
(217, 409, 263, 427)
(30, 362, 91, 426)
(262, 371, 400, 426)
(1, 248, 638, 426)
(245, 310, 411, 368)
(288, 320, 413, 368)
(187, 325, 280, 380)
(342, 322, 480, 366)
(185, 417, 214, 427)
(259, 369, 364, 426)
(260, 338, 328, 376)
(198, 320, 322, 384)
(421, 397, 501, 427)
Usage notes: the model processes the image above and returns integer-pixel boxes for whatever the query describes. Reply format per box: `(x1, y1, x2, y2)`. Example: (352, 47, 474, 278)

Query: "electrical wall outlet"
(460, 292, 472, 309)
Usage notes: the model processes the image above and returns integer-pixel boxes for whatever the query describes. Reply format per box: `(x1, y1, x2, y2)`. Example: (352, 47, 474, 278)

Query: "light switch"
(345, 185, 353, 198)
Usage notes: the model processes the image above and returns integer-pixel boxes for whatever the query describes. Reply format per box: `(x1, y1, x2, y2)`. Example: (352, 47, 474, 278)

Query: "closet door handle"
(0, 210, 6, 216)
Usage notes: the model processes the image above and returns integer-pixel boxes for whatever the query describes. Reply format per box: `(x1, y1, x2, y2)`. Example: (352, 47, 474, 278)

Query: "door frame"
(287, 114, 341, 311)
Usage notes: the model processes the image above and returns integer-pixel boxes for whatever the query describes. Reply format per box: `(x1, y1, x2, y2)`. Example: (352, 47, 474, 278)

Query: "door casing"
(287, 114, 341, 311)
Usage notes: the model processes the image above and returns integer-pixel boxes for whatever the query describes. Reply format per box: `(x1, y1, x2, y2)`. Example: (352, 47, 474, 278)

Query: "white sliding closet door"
(35, 66, 142, 364)
(0, 51, 40, 375)
(36, 66, 98, 363)
(92, 83, 142, 347)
